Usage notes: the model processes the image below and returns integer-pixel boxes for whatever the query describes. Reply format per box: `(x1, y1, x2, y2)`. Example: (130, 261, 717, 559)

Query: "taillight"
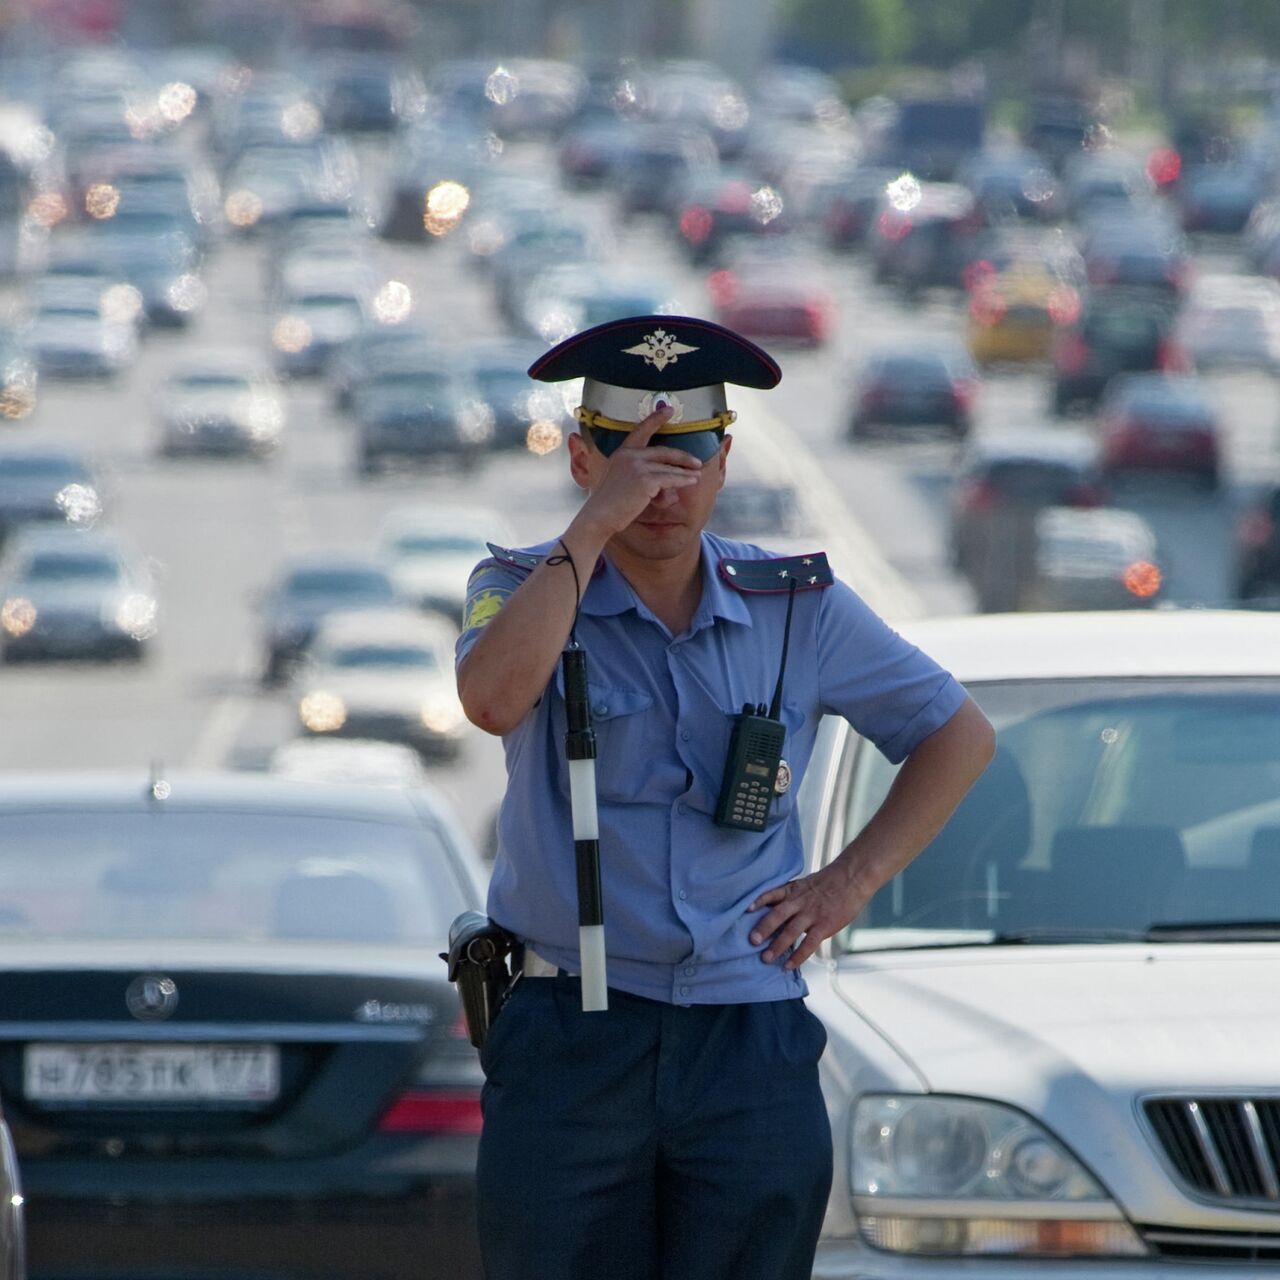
(707, 269, 737, 306)
(378, 1088, 483, 1135)
(962, 480, 998, 512)
(952, 378, 979, 409)
(680, 204, 713, 244)
(968, 291, 1006, 327)
(877, 209, 912, 242)
(803, 302, 829, 336)
(1240, 510, 1276, 548)
(1123, 560, 1163, 599)
(1147, 146, 1182, 188)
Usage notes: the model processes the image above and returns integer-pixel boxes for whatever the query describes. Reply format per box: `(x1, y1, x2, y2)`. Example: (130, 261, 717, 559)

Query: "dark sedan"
(0, 772, 485, 1280)
(257, 555, 398, 684)
(1098, 373, 1221, 489)
(354, 370, 492, 474)
(849, 347, 979, 439)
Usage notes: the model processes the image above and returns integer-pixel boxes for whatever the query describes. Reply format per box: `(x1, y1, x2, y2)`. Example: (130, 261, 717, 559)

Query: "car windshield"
(172, 374, 251, 391)
(0, 811, 463, 942)
(392, 533, 485, 556)
(0, 459, 79, 480)
(20, 553, 120, 583)
(284, 570, 391, 598)
(326, 644, 438, 670)
(838, 678, 1280, 950)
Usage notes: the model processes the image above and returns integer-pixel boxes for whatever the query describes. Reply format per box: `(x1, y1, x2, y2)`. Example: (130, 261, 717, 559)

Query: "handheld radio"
(714, 577, 798, 831)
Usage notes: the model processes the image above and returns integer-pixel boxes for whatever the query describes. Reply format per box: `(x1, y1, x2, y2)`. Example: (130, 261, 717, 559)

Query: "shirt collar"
(577, 534, 753, 629)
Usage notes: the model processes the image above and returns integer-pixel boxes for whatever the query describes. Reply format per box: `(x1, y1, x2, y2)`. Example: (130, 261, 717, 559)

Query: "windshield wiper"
(1145, 920, 1280, 942)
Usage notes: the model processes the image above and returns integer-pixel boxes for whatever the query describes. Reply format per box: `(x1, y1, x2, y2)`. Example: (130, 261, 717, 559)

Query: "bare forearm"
(457, 512, 610, 735)
(833, 696, 995, 899)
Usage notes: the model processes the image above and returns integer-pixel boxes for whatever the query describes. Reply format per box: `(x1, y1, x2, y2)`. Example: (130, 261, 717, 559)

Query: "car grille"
(1139, 1225, 1280, 1262)
(1145, 1096, 1280, 1204)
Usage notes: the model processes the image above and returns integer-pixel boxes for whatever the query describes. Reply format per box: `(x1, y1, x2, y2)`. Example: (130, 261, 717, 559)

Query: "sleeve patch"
(463, 587, 510, 631)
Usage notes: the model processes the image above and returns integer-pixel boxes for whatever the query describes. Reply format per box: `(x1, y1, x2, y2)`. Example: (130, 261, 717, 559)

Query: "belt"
(520, 943, 571, 979)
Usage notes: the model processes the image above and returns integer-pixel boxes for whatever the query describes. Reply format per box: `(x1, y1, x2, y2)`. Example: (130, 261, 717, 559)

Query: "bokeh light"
(485, 65, 518, 105)
(85, 183, 120, 220)
(273, 316, 313, 353)
(424, 180, 470, 236)
(157, 81, 197, 123)
(373, 280, 413, 325)
(0, 598, 35, 637)
(55, 483, 102, 527)
(300, 691, 347, 733)
(26, 191, 66, 228)
(101, 284, 144, 326)
(281, 101, 322, 141)
(750, 186, 783, 225)
(886, 172, 922, 213)
(1123, 561, 1163, 599)
(526, 421, 563, 456)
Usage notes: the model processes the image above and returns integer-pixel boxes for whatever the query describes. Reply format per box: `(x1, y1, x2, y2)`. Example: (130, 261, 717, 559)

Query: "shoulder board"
(719, 551, 833, 593)
(486, 543, 544, 572)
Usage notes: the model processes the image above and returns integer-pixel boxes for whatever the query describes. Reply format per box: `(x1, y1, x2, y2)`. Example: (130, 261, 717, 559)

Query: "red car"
(708, 263, 834, 347)
(1097, 373, 1220, 488)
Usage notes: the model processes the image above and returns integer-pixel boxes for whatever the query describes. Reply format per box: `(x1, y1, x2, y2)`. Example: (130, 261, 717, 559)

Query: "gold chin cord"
(573, 406, 737, 435)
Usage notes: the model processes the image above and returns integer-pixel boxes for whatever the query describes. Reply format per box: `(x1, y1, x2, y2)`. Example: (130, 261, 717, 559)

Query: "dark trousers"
(476, 976, 833, 1280)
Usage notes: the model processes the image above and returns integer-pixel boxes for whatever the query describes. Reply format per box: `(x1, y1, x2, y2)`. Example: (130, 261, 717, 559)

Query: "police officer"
(456, 316, 995, 1280)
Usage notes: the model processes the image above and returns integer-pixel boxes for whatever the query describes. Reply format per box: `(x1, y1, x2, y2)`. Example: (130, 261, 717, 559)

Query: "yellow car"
(966, 271, 1077, 366)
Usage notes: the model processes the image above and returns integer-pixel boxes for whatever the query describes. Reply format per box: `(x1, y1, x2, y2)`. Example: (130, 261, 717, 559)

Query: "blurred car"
(518, 267, 683, 345)
(849, 346, 979, 439)
(376, 505, 517, 622)
(21, 310, 135, 380)
(258, 554, 399, 684)
(466, 343, 571, 452)
(268, 737, 433, 789)
(292, 608, 465, 760)
(1062, 152, 1151, 222)
(966, 269, 1075, 366)
(0, 445, 103, 544)
(316, 54, 424, 134)
(1098, 373, 1221, 489)
(1176, 162, 1263, 234)
(1234, 482, 1280, 601)
(818, 167, 895, 252)
(868, 96, 985, 180)
(354, 368, 492, 475)
(799, 609, 1280, 1275)
(709, 255, 834, 347)
(1174, 285, 1280, 372)
(1022, 506, 1163, 611)
(0, 526, 157, 662)
(0, 771, 485, 1280)
(153, 355, 285, 459)
(611, 124, 718, 219)
(872, 182, 986, 293)
(556, 113, 637, 187)
(1024, 93, 1098, 171)
(705, 480, 805, 549)
(1080, 222, 1190, 296)
(270, 285, 369, 378)
(949, 430, 1106, 611)
(958, 147, 1059, 222)
(330, 325, 437, 412)
(674, 168, 794, 266)
(1050, 291, 1182, 414)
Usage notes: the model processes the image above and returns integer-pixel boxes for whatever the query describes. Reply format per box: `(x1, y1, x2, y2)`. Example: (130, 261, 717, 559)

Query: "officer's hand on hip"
(747, 862, 872, 970)
(578, 404, 703, 537)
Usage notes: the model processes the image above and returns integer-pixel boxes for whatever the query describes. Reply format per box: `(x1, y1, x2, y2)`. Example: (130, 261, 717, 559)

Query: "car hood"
(301, 670, 450, 711)
(834, 943, 1280, 1096)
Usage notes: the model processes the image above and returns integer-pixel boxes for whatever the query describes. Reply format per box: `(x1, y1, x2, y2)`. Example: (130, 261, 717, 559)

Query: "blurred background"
(4, 0, 1280, 850)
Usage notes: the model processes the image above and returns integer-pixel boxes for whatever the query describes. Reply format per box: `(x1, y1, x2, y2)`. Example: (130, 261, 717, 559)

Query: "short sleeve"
(455, 557, 525, 667)
(816, 580, 966, 764)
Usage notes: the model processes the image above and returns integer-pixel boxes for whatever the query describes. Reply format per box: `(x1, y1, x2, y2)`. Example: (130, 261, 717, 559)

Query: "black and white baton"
(562, 642, 607, 1011)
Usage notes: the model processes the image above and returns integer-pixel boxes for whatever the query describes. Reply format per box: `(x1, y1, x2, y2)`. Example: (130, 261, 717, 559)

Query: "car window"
(326, 644, 439, 670)
(0, 811, 464, 943)
(284, 569, 392, 598)
(982, 460, 1081, 499)
(837, 678, 1280, 949)
(391, 534, 486, 556)
(20, 552, 121, 583)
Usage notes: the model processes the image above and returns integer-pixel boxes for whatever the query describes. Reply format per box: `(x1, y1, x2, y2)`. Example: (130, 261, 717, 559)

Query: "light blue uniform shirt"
(457, 531, 966, 1005)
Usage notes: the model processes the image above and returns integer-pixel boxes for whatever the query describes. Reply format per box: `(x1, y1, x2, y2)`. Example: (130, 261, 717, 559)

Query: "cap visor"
(591, 427, 724, 462)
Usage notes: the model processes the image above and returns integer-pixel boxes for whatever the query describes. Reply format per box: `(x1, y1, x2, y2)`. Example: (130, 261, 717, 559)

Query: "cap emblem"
(622, 328, 698, 372)
(637, 391, 684, 423)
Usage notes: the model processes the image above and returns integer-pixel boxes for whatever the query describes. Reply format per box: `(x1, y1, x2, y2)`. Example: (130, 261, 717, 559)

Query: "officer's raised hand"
(570, 403, 704, 538)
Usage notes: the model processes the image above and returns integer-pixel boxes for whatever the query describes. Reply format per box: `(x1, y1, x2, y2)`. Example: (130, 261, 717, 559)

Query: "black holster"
(441, 911, 518, 1051)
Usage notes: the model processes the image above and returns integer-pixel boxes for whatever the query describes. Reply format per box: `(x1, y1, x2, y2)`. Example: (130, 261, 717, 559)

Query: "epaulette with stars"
(486, 543, 544, 572)
(719, 551, 833, 593)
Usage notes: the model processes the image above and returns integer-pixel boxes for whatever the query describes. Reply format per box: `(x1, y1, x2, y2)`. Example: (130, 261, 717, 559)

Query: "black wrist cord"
(546, 537, 582, 645)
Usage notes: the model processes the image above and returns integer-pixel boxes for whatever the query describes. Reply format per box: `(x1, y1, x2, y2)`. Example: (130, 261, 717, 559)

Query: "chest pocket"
(553, 669, 655, 802)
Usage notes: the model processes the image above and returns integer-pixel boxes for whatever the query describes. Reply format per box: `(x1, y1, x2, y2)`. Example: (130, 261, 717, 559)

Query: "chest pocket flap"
(553, 667, 653, 722)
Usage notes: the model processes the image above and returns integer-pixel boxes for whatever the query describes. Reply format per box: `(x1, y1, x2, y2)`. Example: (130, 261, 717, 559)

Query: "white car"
(800, 610, 1280, 1276)
(1024, 506, 1163, 611)
(376, 504, 516, 624)
(292, 607, 466, 760)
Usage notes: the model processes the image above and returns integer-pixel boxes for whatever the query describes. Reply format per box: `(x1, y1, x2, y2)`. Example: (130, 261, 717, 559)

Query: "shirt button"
(677, 802, 688, 815)
(594, 703, 608, 717)
(683, 966, 695, 976)
(678, 890, 688, 900)
(679, 985, 690, 996)
(680, 729, 691, 741)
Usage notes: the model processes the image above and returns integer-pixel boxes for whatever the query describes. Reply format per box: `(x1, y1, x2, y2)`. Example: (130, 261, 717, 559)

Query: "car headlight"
(164, 274, 207, 312)
(112, 594, 158, 639)
(0, 597, 35, 637)
(273, 316, 313, 353)
(300, 690, 346, 732)
(851, 1095, 1146, 1258)
(420, 694, 464, 734)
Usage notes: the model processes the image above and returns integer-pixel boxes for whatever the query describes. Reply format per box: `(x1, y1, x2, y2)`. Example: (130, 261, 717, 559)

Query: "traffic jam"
(0, 0, 1279, 1276)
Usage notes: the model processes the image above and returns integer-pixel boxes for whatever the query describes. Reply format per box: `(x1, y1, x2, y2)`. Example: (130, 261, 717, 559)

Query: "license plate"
(24, 1043, 280, 1105)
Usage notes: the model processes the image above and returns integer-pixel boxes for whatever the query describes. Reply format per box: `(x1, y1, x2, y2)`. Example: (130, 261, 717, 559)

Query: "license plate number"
(24, 1043, 280, 1105)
